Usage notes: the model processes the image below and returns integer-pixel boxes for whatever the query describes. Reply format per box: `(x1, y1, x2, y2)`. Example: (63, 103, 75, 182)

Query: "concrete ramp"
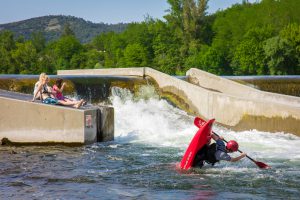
(0, 90, 114, 145)
(58, 68, 300, 136)
(187, 68, 300, 107)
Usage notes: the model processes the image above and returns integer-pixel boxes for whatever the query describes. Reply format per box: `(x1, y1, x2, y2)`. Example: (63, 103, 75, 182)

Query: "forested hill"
(0, 15, 128, 43)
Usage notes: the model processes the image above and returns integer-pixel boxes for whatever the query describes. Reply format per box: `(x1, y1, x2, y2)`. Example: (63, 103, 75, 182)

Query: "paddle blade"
(255, 161, 271, 169)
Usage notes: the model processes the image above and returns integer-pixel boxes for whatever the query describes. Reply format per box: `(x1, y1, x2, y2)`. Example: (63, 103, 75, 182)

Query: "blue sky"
(0, 0, 259, 24)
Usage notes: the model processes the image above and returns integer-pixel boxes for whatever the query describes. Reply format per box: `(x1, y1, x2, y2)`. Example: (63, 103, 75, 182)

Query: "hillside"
(0, 15, 128, 43)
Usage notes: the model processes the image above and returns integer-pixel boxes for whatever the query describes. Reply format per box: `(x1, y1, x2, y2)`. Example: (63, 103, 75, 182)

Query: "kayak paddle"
(194, 117, 271, 169)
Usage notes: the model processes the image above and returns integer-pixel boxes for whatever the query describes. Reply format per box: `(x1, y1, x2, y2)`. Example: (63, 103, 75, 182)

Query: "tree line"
(0, 0, 300, 75)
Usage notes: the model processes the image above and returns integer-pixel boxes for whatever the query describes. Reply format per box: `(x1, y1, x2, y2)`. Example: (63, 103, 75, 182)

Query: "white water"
(110, 86, 300, 168)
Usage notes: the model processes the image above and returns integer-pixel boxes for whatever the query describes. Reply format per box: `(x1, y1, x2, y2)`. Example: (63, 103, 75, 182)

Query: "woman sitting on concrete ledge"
(33, 72, 46, 100)
(31, 74, 84, 109)
(53, 78, 87, 106)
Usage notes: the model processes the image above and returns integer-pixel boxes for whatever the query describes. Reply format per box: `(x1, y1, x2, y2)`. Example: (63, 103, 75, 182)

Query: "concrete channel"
(58, 67, 300, 136)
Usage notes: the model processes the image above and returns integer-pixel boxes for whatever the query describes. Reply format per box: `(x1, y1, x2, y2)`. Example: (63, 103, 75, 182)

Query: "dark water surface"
(1, 139, 299, 200)
(1, 144, 206, 200)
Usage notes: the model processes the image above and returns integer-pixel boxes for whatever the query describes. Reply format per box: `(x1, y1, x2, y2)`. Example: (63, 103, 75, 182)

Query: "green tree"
(280, 23, 300, 63)
(0, 46, 12, 73)
(123, 43, 148, 67)
(31, 32, 46, 53)
(198, 45, 230, 75)
(263, 36, 292, 75)
(164, 0, 183, 41)
(122, 21, 154, 62)
(150, 20, 182, 74)
(0, 30, 15, 51)
(0, 30, 15, 73)
(53, 35, 83, 70)
(231, 27, 274, 75)
(70, 52, 87, 69)
(263, 23, 300, 74)
(36, 53, 56, 74)
(165, 0, 209, 58)
(85, 49, 105, 68)
(92, 32, 126, 67)
(11, 41, 38, 74)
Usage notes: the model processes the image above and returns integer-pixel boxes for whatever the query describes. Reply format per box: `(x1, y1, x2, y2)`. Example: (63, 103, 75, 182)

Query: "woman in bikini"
(32, 75, 84, 109)
(33, 72, 46, 100)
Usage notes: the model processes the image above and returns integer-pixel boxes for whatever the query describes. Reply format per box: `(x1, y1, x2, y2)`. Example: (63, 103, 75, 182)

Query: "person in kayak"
(193, 133, 247, 168)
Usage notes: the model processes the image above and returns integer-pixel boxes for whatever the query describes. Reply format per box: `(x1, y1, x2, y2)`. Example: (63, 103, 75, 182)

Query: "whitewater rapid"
(109, 86, 300, 169)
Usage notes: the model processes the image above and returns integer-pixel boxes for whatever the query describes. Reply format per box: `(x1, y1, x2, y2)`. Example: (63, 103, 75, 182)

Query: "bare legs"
(58, 99, 85, 109)
(74, 99, 84, 109)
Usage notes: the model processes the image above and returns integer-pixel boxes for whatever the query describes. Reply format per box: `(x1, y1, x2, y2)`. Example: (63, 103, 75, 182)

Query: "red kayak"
(180, 118, 215, 170)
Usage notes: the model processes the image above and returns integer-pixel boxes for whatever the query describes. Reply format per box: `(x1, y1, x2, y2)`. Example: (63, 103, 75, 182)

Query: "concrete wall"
(97, 106, 114, 142)
(187, 68, 300, 107)
(0, 95, 114, 144)
(57, 67, 300, 136)
(146, 67, 300, 135)
(58, 68, 144, 77)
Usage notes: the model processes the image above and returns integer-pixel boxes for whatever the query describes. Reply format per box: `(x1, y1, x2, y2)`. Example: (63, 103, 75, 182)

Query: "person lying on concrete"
(53, 78, 87, 106)
(31, 75, 84, 109)
(193, 133, 247, 168)
(33, 72, 46, 100)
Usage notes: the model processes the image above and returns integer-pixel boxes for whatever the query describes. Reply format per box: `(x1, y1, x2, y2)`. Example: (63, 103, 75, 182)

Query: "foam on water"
(110, 86, 300, 168)
(110, 86, 196, 148)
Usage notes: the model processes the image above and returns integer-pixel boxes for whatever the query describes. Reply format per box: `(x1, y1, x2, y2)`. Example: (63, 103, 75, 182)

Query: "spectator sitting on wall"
(32, 75, 84, 109)
(53, 78, 87, 106)
(33, 72, 46, 100)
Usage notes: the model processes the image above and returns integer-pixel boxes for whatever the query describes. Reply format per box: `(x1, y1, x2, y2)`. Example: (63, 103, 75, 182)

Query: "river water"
(1, 84, 300, 199)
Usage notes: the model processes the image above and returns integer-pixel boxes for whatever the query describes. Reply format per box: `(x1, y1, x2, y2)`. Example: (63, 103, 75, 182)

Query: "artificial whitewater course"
(1, 84, 299, 199)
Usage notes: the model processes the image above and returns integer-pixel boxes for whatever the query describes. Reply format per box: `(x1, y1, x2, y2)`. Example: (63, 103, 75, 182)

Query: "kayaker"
(193, 133, 247, 168)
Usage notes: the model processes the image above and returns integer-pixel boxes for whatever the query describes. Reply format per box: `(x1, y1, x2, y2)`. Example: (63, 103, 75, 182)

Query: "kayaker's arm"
(211, 132, 223, 141)
(230, 153, 247, 162)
